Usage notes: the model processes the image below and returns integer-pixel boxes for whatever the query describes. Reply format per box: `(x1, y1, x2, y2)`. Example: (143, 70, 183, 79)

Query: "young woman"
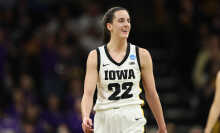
(205, 71, 220, 133)
(81, 7, 167, 133)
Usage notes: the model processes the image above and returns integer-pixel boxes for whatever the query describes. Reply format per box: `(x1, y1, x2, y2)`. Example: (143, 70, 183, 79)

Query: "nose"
(124, 21, 130, 28)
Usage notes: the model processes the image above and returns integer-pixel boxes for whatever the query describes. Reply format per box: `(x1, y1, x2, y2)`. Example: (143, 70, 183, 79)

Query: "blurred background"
(0, 0, 219, 133)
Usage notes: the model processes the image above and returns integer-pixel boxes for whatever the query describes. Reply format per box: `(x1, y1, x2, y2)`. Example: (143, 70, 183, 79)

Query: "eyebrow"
(117, 17, 130, 20)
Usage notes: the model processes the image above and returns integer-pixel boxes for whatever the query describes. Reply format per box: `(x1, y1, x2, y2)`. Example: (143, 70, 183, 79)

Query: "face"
(107, 10, 131, 39)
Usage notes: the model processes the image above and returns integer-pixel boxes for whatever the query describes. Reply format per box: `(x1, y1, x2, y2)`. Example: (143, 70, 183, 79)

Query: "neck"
(107, 38, 127, 52)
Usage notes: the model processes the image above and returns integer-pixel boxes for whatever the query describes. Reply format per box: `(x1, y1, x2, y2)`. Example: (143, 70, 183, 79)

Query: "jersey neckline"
(104, 43, 130, 66)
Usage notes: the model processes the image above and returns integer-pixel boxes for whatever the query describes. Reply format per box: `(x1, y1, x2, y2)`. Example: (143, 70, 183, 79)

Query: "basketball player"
(81, 7, 167, 133)
(205, 71, 220, 133)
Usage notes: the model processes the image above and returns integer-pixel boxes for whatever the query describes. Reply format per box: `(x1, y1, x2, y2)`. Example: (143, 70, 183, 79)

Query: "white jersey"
(94, 43, 144, 111)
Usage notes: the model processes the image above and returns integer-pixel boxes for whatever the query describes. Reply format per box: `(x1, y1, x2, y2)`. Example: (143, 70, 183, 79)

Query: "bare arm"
(81, 50, 98, 132)
(205, 71, 220, 133)
(139, 48, 167, 132)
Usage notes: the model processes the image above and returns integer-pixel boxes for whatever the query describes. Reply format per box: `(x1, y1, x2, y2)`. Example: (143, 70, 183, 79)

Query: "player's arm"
(139, 48, 167, 132)
(205, 71, 220, 133)
(81, 50, 98, 132)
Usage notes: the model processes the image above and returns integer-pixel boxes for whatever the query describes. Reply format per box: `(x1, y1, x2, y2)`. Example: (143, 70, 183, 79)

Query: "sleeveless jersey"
(94, 43, 144, 111)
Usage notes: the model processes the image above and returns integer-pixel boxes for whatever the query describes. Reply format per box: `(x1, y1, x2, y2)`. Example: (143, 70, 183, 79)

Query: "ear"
(106, 23, 112, 31)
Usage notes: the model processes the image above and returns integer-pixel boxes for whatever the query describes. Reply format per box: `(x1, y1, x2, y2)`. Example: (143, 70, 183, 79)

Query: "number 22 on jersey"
(108, 82, 133, 100)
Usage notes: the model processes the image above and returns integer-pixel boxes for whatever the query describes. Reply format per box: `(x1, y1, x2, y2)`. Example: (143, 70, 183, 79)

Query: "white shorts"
(94, 104, 147, 133)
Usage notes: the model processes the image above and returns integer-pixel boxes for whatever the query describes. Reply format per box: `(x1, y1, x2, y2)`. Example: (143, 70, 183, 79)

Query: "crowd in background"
(0, 0, 219, 133)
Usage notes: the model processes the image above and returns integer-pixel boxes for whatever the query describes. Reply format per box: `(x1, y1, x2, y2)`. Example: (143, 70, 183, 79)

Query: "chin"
(120, 36, 128, 40)
(120, 34, 129, 39)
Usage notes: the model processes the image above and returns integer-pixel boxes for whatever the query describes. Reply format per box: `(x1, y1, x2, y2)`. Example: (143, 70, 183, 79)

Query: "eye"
(127, 18, 130, 23)
(118, 18, 125, 22)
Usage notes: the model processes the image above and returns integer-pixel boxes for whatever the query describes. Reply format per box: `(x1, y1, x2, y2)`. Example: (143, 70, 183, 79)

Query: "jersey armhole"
(135, 46, 141, 72)
(96, 48, 100, 73)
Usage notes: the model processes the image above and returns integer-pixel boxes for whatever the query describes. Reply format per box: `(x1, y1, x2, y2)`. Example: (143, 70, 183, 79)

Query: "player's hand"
(82, 117, 93, 133)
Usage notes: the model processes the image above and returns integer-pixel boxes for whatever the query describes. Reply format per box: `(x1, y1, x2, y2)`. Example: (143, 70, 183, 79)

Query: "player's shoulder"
(87, 49, 99, 64)
(88, 49, 97, 57)
(139, 47, 150, 55)
(86, 49, 98, 68)
(137, 47, 151, 59)
(88, 45, 104, 57)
